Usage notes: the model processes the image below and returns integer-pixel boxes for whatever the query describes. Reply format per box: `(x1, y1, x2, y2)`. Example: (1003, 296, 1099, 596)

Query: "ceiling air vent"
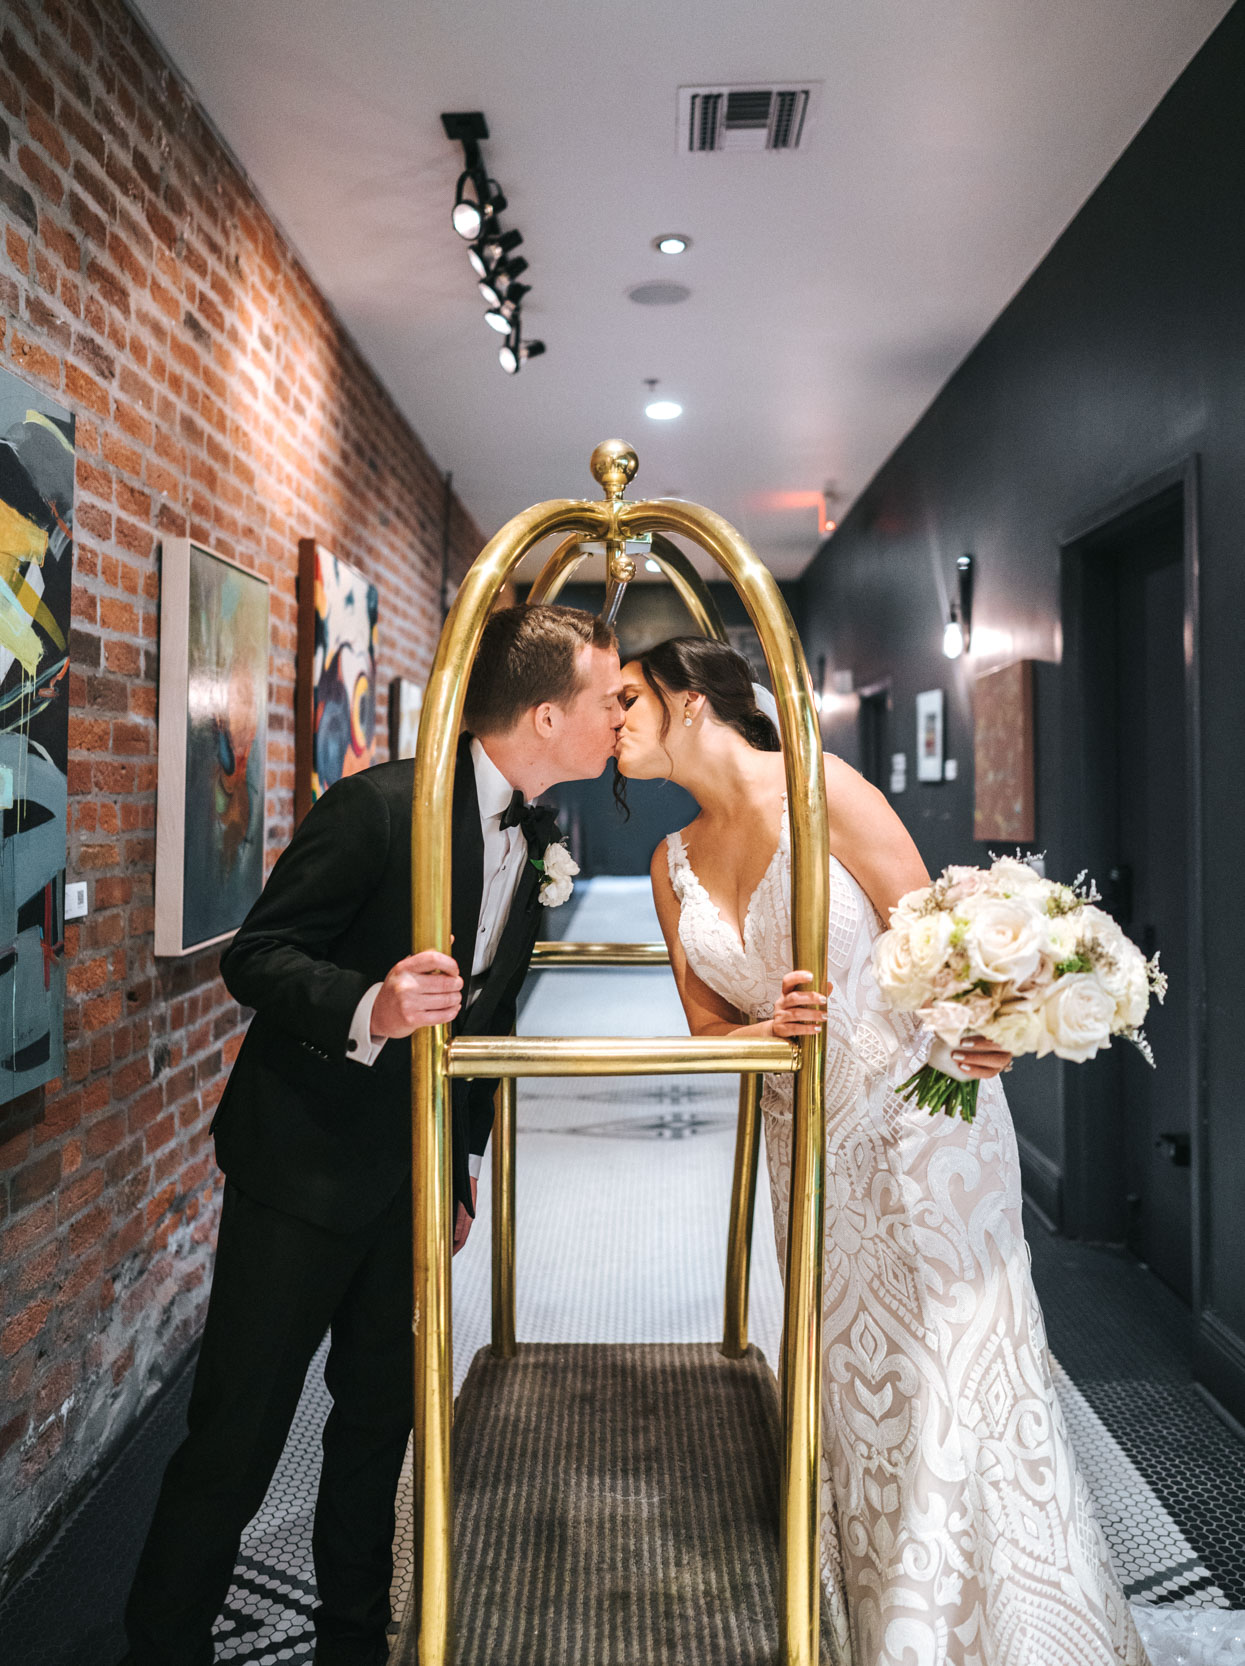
(678, 83, 820, 154)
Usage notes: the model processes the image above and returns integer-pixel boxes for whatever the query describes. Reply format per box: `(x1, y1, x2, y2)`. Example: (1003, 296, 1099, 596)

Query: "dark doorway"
(1061, 478, 1196, 1305)
(857, 684, 890, 791)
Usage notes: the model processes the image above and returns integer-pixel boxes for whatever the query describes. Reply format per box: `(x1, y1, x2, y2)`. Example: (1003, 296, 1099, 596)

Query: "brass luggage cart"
(396, 442, 828, 1664)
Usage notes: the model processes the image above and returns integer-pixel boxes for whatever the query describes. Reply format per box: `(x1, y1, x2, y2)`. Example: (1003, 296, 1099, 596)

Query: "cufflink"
(347, 1039, 358, 1053)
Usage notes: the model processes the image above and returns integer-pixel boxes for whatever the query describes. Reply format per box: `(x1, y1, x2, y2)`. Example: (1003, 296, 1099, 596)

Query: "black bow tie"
(499, 789, 557, 851)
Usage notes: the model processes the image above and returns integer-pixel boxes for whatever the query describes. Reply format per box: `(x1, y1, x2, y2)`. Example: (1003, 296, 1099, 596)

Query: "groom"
(122, 603, 624, 1666)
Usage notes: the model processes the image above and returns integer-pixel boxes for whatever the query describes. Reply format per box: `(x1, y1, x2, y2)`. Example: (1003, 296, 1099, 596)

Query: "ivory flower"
(537, 841, 578, 907)
(963, 897, 1045, 987)
(1036, 974, 1115, 1062)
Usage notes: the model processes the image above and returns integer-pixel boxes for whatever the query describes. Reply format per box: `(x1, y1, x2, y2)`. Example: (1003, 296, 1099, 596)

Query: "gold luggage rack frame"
(402, 441, 828, 1664)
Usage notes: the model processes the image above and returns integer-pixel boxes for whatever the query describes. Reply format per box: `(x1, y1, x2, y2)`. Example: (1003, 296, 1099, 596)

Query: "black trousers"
(124, 1179, 414, 1666)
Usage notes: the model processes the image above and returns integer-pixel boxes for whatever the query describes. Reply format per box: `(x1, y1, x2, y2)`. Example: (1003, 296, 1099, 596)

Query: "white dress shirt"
(346, 739, 532, 1177)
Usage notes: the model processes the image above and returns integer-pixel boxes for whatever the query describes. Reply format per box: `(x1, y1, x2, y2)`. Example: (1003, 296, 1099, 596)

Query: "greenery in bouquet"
(871, 855, 1168, 1123)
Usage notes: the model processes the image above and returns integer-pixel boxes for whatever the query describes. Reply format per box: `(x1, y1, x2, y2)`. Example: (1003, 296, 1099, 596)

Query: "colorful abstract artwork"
(155, 540, 269, 955)
(295, 540, 378, 822)
(0, 369, 73, 1105)
(973, 659, 1036, 841)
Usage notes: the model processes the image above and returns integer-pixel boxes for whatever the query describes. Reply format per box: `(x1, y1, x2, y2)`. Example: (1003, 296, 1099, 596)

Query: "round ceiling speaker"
(627, 282, 692, 306)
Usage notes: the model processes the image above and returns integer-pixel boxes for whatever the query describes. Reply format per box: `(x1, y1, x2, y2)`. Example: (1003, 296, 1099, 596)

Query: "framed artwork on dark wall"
(155, 540, 270, 956)
(973, 659, 1036, 842)
(915, 688, 945, 783)
(0, 367, 75, 1103)
(296, 540, 379, 824)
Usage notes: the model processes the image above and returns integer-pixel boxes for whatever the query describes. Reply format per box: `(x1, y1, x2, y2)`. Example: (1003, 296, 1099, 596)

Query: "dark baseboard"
(0, 1340, 199, 1666)
(1016, 1133, 1063, 1232)
(1194, 1309, 1245, 1428)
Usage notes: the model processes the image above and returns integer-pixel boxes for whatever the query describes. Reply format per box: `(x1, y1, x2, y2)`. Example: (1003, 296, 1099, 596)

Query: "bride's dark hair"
(614, 635, 779, 818)
(638, 636, 780, 754)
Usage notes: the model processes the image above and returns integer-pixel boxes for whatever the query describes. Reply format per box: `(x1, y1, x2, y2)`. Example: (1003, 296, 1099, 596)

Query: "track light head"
(451, 169, 488, 241)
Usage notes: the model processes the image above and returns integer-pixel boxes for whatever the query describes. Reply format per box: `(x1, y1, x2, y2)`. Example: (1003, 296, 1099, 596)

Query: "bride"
(615, 635, 1148, 1666)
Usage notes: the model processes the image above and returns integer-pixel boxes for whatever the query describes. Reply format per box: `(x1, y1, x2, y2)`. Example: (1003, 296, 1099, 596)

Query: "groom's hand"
(370, 950, 463, 1039)
(453, 1177, 478, 1256)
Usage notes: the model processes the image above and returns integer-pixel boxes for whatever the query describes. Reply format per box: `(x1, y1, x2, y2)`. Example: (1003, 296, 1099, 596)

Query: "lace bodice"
(665, 799, 927, 1108)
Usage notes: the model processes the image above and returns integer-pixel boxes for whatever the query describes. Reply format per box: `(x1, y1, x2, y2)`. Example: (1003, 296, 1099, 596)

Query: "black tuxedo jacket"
(213, 735, 551, 1233)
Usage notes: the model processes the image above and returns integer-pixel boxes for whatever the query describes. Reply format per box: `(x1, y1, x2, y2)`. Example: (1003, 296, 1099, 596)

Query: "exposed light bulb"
(644, 558, 662, 573)
(645, 400, 682, 421)
(943, 616, 964, 660)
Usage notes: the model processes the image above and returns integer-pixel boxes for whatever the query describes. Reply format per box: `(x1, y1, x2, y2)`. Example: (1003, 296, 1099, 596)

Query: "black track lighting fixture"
(499, 331, 545, 375)
(442, 111, 546, 374)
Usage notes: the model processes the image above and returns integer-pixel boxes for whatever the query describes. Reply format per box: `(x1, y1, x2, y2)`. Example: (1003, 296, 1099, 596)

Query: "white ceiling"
(134, 0, 1232, 580)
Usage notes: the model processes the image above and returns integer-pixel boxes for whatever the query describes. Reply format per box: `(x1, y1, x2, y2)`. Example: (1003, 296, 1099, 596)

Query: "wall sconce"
(943, 553, 973, 659)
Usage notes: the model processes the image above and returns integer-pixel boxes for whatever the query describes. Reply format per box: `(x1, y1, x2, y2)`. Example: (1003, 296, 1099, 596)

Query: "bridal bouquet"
(871, 856, 1167, 1123)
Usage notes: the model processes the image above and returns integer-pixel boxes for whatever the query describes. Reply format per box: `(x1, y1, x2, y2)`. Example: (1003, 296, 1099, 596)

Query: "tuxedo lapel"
(449, 733, 484, 997)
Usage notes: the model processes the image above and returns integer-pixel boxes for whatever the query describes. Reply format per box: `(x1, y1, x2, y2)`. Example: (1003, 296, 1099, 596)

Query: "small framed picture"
(915, 689, 945, 783)
(389, 677, 422, 760)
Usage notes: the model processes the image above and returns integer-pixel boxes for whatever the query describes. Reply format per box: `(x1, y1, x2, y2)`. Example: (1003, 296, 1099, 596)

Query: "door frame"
(1056, 454, 1205, 1312)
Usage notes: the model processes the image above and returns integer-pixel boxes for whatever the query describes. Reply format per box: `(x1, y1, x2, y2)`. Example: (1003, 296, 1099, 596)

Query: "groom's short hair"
(464, 604, 617, 736)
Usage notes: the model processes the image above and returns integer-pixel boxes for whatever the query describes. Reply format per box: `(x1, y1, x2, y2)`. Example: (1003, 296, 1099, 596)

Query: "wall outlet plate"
(65, 881, 88, 920)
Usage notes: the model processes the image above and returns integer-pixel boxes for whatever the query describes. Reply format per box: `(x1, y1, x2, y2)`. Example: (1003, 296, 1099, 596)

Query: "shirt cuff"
(347, 983, 388, 1066)
(467, 1152, 483, 1180)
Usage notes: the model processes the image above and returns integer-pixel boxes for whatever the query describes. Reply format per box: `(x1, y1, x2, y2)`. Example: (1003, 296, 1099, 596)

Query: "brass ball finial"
(590, 439, 639, 501)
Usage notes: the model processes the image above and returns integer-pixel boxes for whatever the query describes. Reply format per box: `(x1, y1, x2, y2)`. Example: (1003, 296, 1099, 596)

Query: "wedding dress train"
(666, 804, 1148, 1666)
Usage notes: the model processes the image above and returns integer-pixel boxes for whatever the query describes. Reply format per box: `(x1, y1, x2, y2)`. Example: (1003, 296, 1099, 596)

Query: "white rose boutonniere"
(533, 840, 578, 907)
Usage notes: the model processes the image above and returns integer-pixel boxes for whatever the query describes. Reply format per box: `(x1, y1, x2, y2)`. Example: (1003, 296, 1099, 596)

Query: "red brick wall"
(0, 0, 481, 1579)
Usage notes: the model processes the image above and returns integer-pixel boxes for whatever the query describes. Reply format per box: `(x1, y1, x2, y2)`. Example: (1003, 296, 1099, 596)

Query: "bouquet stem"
(897, 1065, 980, 1124)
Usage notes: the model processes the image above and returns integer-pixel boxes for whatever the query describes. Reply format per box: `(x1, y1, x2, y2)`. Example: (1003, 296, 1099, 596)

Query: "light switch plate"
(65, 881, 88, 920)
(944, 758, 958, 780)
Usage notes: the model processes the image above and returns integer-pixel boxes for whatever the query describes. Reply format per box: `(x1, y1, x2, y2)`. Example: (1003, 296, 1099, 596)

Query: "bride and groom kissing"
(122, 602, 1149, 1666)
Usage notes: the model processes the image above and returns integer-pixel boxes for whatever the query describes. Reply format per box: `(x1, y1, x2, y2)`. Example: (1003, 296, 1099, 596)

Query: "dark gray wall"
(799, 4, 1245, 1416)
(525, 579, 804, 877)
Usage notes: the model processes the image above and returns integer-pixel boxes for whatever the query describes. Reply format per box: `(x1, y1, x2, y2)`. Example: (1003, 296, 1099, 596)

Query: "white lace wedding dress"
(666, 802, 1149, 1666)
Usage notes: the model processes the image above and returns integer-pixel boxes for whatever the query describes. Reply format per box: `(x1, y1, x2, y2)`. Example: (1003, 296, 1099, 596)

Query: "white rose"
(538, 841, 578, 907)
(941, 865, 985, 906)
(1105, 948, 1150, 1029)
(962, 896, 1045, 987)
(1043, 914, 1081, 962)
(988, 856, 1045, 896)
(872, 926, 924, 1007)
(1036, 973, 1115, 1062)
(907, 911, 955, 980)
(980, 1002, 1044, 1056)
(890, 886, 933, 925)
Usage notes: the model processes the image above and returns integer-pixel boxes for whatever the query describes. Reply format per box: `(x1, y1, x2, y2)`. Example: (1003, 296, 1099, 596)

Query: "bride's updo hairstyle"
(638, 636, 780, 753)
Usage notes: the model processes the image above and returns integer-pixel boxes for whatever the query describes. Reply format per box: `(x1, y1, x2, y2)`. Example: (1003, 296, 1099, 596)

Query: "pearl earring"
(683, 707, 694, 726)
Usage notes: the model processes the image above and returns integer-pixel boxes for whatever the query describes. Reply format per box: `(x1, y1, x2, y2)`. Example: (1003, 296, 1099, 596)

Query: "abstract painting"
(296, 540, 378, 823)
(0, 369, 73, 1105)
(156, 540, 269, 955)
(973, 659, 1036, 841)
(388, 676, 422, 760)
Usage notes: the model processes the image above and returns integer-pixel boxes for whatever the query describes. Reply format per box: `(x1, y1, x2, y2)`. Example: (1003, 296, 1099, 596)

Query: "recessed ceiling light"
(654, 234, 690, 255)
(645, 400, 682, 421)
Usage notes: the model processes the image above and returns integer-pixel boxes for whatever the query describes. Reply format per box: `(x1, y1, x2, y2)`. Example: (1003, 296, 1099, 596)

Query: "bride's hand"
(771, 971, 829, 1038)
(949, 1034, 1012, 1079)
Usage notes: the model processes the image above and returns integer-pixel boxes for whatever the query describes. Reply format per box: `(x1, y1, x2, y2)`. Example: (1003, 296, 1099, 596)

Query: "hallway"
(4, 880, 1244, 1665)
